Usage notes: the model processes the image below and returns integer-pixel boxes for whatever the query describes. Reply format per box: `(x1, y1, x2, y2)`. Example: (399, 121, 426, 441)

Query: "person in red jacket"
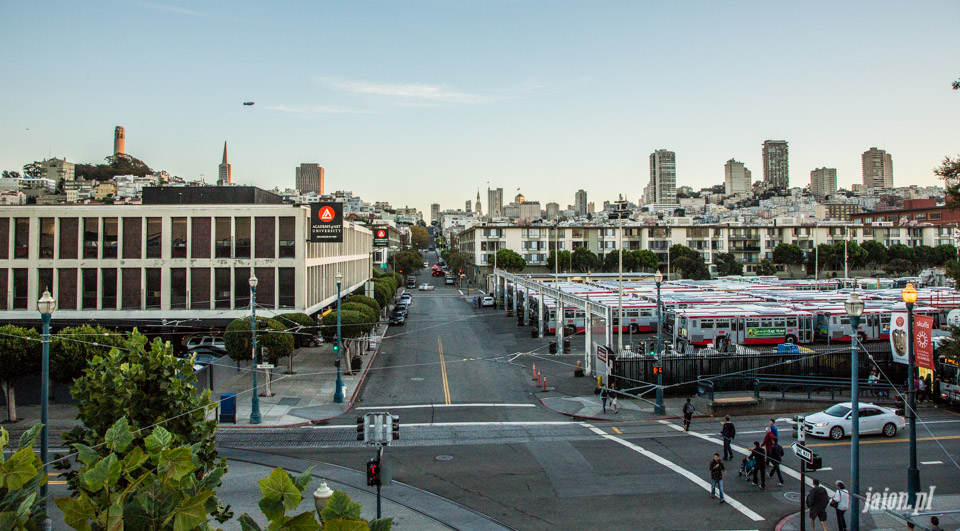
(759, 427, 775, 478)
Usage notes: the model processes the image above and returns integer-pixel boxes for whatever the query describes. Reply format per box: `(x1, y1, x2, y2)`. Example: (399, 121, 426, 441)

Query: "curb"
(537, 398, 622, 422)
(647, 413, 712, 421)
(775, 512, 798, 531)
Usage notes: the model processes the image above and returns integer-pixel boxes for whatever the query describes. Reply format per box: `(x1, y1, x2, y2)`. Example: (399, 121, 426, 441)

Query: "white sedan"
(418, 283, 435, 291)
(802, 402, 904, 440)
(481, 296, 495, 307)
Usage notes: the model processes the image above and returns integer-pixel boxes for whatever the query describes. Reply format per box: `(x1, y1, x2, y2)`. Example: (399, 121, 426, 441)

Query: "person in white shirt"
(832, 480, 850, 531)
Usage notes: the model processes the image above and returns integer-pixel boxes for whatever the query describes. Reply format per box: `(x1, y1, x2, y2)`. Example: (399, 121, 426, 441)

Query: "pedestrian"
(610, 381, 619, 414)
(924, 374, 934, 402)
(918, 375, 927, 403)
(768, 418, 778, 440)
(831, 480, 850, 531)
(682, 398, 695, 431)
(600, 384, 608, 413)
(709, 453, 726, 504)
(806, 478, 830, 531)
(720, 415, 736, 460)
(767, 437, 784, 486)
(749, 441, 766, 490)
(929, 515, 942, 531)
(760, 427, 775, 476)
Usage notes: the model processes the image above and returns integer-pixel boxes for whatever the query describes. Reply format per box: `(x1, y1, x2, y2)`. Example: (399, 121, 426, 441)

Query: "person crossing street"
(720, 416, 736, 460)
(709, 453, 726, 504)
(682, 398, 695, 431)
(767, 437, 784, 486)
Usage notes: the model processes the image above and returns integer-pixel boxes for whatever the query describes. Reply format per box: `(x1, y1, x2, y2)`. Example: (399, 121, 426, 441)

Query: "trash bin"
(219, 393, 237, 424)
(351, 356, 362, 371)
(549, 341, 557, 354)
(563, 339, 571, 353)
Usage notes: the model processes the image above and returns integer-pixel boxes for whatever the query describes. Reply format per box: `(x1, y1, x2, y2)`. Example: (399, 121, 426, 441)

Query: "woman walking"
(831, 480, 850, 531)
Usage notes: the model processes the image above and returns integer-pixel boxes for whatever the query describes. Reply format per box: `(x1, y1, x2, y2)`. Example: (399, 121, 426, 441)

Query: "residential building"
(487, 187, 504, 219)
(545, 202, 560, 220)
(862, 147, 894, 189)
(644, 150, 678, 204)
(762, 140, 789, 190)
(574, 189, 588, 217)
(465, 200, 472, 213)
(815, 201, 861, 221)
(93, 182, 117, 201)
(430, 203, 440, 224)
(217, 142, 232, 186)
(295, 163, 324, 195)
(724, 159, 752, 196)
(852, 198, 960, 228)
(810, 167, 838, 200)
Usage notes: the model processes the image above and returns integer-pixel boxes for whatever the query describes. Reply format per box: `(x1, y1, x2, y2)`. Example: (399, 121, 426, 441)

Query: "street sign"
(792, 442, 813, 464)
(256, 363, 275, 370)
(310, 202, 344, 243)
(374, 228, 389, 247)
(596, 345, 609, 362)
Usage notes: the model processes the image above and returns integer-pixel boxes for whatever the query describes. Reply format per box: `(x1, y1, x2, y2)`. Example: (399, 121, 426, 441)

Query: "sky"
(2, 1, 959, 216)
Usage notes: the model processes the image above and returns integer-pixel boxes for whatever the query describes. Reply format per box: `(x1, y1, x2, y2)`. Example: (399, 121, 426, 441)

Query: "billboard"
(890, 312, 909, 365)
(310, 202, 343, 243)
(374, 228, 389, 247)
(914, 315, 935, 371)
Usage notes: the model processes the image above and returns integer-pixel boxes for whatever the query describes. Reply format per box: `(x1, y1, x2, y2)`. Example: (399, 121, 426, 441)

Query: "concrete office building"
(295, 164, 324, 195)
(810, 167, 838, 200)
(114, 126, 125, 155)
(545, 202, 560, 220)
(217, 142, 232, 186)
(862, 148, 894, 189)
(762, 140, 789, 190)
(574, 189, 588, 217)
(724, 159, 751, 196)
(487, 187, 504, 218)
(430, 203, 440, 224)
(644, 150, 677, 205)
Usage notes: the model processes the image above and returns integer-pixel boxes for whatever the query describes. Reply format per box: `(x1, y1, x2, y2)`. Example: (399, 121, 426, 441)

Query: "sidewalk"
(776, 494, 960, 531)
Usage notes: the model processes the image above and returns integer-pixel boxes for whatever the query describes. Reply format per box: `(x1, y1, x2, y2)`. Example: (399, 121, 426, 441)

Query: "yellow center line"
(611, 427, 622, 435)
(438, 336, 451, 405)
(49, 481, 67, 485)
(806, 434, 960, 447)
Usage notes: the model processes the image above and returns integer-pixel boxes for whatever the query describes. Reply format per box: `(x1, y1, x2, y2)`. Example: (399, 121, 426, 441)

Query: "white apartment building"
(810, 167, 838, 200)
(644, 150, 677, 205)
(862, 148, 894, 189)
(724, 159, 752, 196)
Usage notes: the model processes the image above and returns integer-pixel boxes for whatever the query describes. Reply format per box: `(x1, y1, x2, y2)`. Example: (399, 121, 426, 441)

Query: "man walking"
(767, 437, 784, 486)
(600, 385, 608, 414)
(709, 453, 726, 504)
(682, 398, 695, 431)
(768, 418, 778, 439)
(720, 416, 736, 460)
(806, 478, 830, 531)
(749, 441, 766, 490)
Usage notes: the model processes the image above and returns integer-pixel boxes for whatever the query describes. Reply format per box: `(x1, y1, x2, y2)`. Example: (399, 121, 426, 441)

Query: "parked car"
(445, 277, 455, 285)
(180, 347, 225, 366)
(184, 336, 226, 351)
(389, 311, 406, 325)
(481, 296, 495, 307)
(399, 293, 412, 302)
(802, 402, 904, 440)
(418, 283, 435, 291)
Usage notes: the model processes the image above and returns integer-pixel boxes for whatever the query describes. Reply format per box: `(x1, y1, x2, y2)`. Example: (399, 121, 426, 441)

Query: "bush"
(372, 282, 392, 308)
(341, 302, 379, 328)
(224, 317, 295, 364)
(51, 325, 127, 383)
(274, 313, 317, 348)
(345, 294, 381, 316)
(375, 276, 397, 294)
(319, 311, 372, 341)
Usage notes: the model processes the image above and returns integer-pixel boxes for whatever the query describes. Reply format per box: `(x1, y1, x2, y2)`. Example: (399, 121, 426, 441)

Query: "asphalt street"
(219, 265, 960, 530)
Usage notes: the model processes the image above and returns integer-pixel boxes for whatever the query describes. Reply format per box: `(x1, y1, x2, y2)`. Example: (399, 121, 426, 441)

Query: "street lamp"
(334, 272, 344, 403)
(654, 269, 665, 415)
(902, 282, 920, 507)
(38, 289, 55, 526)
(249, 275, 262, 424)
(845, 290, 864, 529)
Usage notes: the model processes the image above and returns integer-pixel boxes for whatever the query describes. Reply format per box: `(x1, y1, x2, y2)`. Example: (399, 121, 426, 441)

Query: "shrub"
(341, 303, 379, 328)
(51, 325, 127, 383)
(274, 313, 316, 348)
(345, 294, 381, 316)
(224, 317, 295, 364)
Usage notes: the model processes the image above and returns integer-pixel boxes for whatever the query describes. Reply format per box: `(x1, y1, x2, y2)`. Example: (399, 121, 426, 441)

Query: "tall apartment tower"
(862, 148, 894, 188)
(574, 189, 588, 216)
(810, 167, 838, 199)
(295, 164, 324, 195)
(114, 126, 125, 155)
(645, 149, 678, 204)
(487, 187, 504, 218)
(762, 140, 789, 190)
(723, 159, 752, 195)
(465, 200, 472, 213)
(217, 142, 232, 186)
(430, 203, 440, 224)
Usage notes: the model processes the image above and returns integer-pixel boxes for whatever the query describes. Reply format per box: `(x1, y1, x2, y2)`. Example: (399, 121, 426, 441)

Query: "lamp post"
(38, 289, 56, 527)
(334, 272, 344, 403)
(902, 282, 920, 507)
(249, 275, 262, 424)
(654, 270, 665, 415)
(845, 290, 864, 530)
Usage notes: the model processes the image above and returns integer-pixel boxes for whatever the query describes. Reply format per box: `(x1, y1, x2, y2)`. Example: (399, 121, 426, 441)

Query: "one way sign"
(792, 443, 813, 464)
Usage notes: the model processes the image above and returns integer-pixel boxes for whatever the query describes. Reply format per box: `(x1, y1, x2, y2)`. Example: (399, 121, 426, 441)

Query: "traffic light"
(807, 454, 822, 472)
(366, 458, 381, 486)
(391, 414, 400, 440)
(652, 365, 662, 375)
(356, 417, 364, 441)
(332, 336, 339, 352)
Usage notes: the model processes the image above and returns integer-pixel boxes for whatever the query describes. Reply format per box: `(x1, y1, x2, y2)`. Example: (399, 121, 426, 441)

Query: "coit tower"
(114, 126, 125, 155)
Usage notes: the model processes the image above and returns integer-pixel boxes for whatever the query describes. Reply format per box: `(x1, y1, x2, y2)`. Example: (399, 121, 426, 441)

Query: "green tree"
(934, 244, 958, 266)
(345, 294, 381, 317)
(410, 226, 430, 249)
(772, 243, 805, 267)
(756, 259, 778, 276)
(394, 249, 423, 276)
(913, 245, 935, 268)
(602, 250, 636, 273)
(674, 255, 710, 279)
(571, 247, 600, 273)
(319, 311, 372, 342)
(714, 252, 743, 276)
(51, 325, 128, 384)
(274, 313, 317, 348)
(887, 243, 914, 262)
(630, 250, 659, 272)
(860, 240, 888, 268)
(0, 424, 47, 530)
(341, 303, 379, 329)
(545, 250, 572, 273)
(495, 249, 526, 272)
(223, 317, 295, 364)
(936, 155, 960, 209)
(0, 325, 40, 422)
(372, 282, 392, 308)
(884, 258, 916, 275)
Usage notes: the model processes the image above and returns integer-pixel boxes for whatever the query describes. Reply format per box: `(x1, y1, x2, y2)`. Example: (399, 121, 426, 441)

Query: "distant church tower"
(114, 126, 125, 155)
(476, 189, 482, 217)
(218, 142, 232, 185)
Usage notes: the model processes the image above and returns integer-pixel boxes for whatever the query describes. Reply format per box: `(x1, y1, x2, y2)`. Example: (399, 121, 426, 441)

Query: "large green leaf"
(73, 444, 101, 467)
(258, 467, 301, 511)
(278, 511, 322, 531)
(105, 417, 134, 453)
(320, 491, 361, 522)
(16, 423, 42, 452)
(257, 498, 284, 522)
(172, 490, 213, 531)
(1, 447, 39, 491)
(367, 518, 394, 531)
(0, 427, 9, 457)
(238, 513, 264, 531)
(83, 454, 121, 492)
(158, 448, 196, 482)
(16, 492, 37, 520)
(291, 467, 314, 491)
(322, 521, 368, 531)
(122, 446, 148, 473)
(55, 496, 95, 531)
(144, 426, 172, 454)
(0, 512, 20, 530)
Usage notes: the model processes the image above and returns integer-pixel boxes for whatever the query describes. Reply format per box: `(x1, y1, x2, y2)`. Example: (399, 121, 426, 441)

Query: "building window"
(215, 268, 231, 309)
(57, 268, 77, 310)
(170, 268, 187, 309)
(82, 268, 98, 310)
(215, 218, 231, 258)
(39, 218, 54, 259)
(122, 268, 141, 310)
(278, 267, 295, 308)
(146, 218, 162, 258)
(101, 268, 117, 309)
(122, 218, 142, 259)
(234, 267, 251, 308)
(235, 218, 251, 258)
(0, 218, 8, 260)
(13, 268, 28, 309)
(102, 218, 118, 259)
(931, 212, 942, 220)
(171, 218, 187, 258)
(191, 267, 210, 310)
(83, 218, 99, 259)
(255, 217, 275, 258)
(0, 268, 7, 310)
(255, 267, 274, 309)
(145, 268, 161, 310)
(191, 217, 211, 259)
(14, 218, 29, 258)
(279, 217, 295, 258)
(38, 268, 53, 299)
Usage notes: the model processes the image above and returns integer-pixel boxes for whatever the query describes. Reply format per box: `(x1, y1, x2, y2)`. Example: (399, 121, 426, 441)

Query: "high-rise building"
(545, 202, 560, 220)
(430, 203, 440, 224)
(487, 187, 503, 218)
(295, 163, 324, 195)
(114, 126, 125, 155)
(862, 148, 894, 189)
(762, 140, 789, 190)
(217, 142, 232, 186)
(644, 149, 678, 204)
(465, 199, 472, 213)
(574, 189, 588, 216)
(810, 167, 838, 199)
(723, 159, 752, 195)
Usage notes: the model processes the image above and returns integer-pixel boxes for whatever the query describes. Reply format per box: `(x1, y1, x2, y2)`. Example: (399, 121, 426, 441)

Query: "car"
(179, 347, 225, 366)
(406, 276, 417, 288)
(802, 402, 904, 440)
(418, 283, 435, 291)
(399, 293, 412, 302)
(445, 277, 455, 285)
(481, 296, 495, 307)
(184, 335, 226, 350)
(389, 311, 406, 325)
(423, 261, 429, 267)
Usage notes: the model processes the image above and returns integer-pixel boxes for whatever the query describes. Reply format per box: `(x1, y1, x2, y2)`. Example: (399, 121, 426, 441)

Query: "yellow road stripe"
(806, 434, 960, 447)
(438, 336, 451, 405)
(612, 427, 622, 435)
(49, 481, 67, 485)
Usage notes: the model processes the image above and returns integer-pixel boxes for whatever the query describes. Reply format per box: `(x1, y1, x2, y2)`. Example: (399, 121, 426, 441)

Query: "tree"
(274, 313, 317, 348)
(887, 243, 914, 262)
(934, 244, 958, 266)
(0, 325, 40, 422)
(630, 250, 659, 272)
(410, 226, 430, 249)
(602, 250, 636, 273)
(571, 247, 600, 273)
(772, 243, 805, 267)
(1, 424, 47, 530)
(345, 294, 381, 316)
(936, 155, 960, 209)
(714, 252, 743, 276)
(495, 249, 526, 272)
(860, 240, 888, 268)
(545, 250, 572, 273)
(51, 325, 128, 384)
(319, 311, 372, 342)
(341, 302, 379, 329)
(757, 259, 778, 276)
(884, 259, 916, 275)
(223, 317, 295, 364)
(674, 255, 710, 280)
(372, 281, 392, 308)
(1, 170, 21, 179)
(913, 245, 935, 268)
(394, 249, 423, 276)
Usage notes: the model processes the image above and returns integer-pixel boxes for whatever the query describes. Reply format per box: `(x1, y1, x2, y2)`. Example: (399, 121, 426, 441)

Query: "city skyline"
(1, 1, 958, 215)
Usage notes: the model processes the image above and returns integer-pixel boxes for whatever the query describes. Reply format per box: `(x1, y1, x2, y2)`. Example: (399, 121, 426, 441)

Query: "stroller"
(738, 457, 756, 479)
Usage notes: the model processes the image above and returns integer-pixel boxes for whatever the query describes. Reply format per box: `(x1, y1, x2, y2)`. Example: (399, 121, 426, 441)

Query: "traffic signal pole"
(376, 446, 383, 519)
(799, 415, 806, 531)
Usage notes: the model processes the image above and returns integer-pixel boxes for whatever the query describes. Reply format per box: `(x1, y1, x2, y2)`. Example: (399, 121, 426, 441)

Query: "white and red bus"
(672, 305, 816, 351)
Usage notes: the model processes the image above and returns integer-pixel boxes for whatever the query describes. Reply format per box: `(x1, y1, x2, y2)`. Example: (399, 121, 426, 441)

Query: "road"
(219, 264, 960, 530)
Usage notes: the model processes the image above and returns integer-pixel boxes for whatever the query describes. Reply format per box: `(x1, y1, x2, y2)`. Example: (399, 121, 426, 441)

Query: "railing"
(696, 374, 899, 402)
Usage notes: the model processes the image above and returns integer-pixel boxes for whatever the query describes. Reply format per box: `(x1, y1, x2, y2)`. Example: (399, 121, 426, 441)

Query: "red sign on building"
(913, 315, 935, 371)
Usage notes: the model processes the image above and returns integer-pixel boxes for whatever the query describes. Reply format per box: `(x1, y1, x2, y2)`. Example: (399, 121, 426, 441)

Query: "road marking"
(458, 290, 463, 295)
(306, 421, 578, 429)
(921, 460, 943, 465)
(49, 481, 67, 485)
(438, 336, 451, 405)
(817, 467, 833, 471)
(612, 427, 622, 434)
(805, 434, 960, 447)
(357, 403, 536, 410)
(582, 422, 764, 522)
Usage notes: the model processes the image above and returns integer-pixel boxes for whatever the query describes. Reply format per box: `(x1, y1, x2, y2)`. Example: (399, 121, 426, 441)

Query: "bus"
(672, 305, 815, 352)
(937, 353, 960, 407)
(808, 303, 939, 343)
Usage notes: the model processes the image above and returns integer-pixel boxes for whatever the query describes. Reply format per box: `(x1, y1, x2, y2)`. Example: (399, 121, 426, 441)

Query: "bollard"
(574, 360, 584, 377)
(537, 370, 541, 386)
(532, 363, 537, 381)
(542, 376, 547, 391)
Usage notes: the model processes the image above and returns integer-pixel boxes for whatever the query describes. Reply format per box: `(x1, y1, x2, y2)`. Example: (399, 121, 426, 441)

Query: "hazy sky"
(2, 1, 958, 215)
